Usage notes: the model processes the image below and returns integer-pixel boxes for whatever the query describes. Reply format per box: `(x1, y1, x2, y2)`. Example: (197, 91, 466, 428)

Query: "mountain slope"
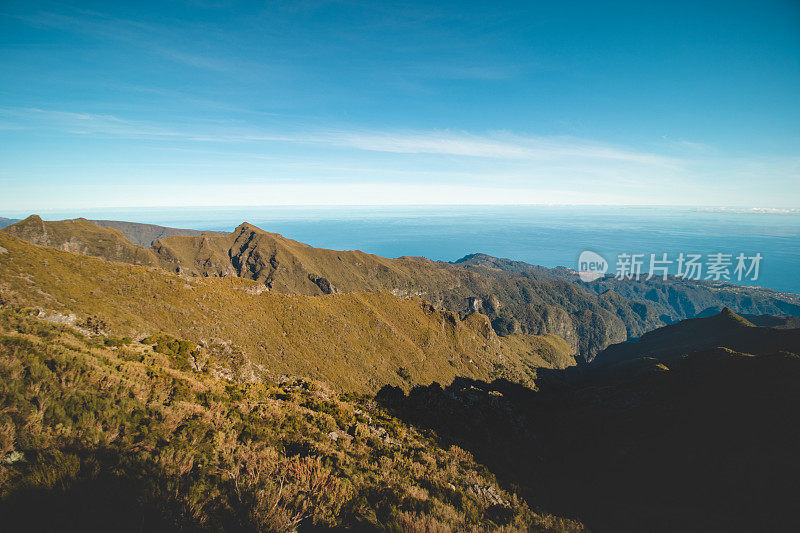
(592, 308, 800, 365)
(157, 222, 799, 361)
(5, 216, 799, 362)
(3, 215, 159, 267)
(0, 217, 21, 230)
(91, 219, 220, 246)
(0, 308, 582, 532)
(456, 251, 800, 326)
(151, 224, 672, 359)
(0, 231, 575, 392)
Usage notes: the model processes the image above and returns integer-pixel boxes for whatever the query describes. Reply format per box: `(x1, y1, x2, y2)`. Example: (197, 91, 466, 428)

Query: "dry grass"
(0, 308, 581, 531)
(0, 231, 576, 393)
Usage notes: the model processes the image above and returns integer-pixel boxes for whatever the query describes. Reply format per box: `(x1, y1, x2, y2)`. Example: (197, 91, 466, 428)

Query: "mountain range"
(1, 214, 799, 531)
(0, 226, 575, 392)
(4, 215, 799, 362)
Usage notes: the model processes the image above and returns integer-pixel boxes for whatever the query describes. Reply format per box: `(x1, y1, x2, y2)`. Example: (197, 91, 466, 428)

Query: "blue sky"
(1, 0, 798, 210)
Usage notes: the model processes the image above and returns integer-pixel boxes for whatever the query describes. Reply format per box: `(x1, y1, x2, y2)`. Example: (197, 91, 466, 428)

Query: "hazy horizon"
(3, 203, 800, 217)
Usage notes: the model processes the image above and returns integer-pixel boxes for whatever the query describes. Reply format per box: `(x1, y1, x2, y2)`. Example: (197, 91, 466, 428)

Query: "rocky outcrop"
(308, 274, 335, 294)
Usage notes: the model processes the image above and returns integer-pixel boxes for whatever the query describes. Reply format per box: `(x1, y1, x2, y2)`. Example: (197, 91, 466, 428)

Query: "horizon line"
(3, 203, 800, 216)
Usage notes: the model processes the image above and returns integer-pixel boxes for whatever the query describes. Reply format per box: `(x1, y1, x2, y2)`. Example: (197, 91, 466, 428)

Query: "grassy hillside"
(148, 222, 800, 360)
(4, 215, 159, 267)
(6, 216, 799, 362)
(0, 231, 575, 393)
(0, 308, 582, 532)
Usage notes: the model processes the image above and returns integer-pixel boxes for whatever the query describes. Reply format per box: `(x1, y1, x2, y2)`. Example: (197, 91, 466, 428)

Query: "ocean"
(8, 205, 800, 294)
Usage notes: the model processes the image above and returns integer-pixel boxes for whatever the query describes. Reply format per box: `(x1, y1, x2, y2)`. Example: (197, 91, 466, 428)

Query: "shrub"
(396, 367, 412, 381)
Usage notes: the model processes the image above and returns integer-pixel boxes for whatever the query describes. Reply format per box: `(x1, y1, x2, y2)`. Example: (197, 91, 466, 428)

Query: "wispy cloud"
(13, 8, 232, 71)
(6, 105, 797, 208)
(0, 108, 188, 138)
(2, 105, 797, 208)
(300, 131, 680, 166)
(660, 136, 717, 153)
(260, 130, 539, 159)
(1, 106, 681, 168)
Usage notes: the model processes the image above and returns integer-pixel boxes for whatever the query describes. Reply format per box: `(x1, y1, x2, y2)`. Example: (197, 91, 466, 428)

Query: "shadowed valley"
(378, 310, 800, 532)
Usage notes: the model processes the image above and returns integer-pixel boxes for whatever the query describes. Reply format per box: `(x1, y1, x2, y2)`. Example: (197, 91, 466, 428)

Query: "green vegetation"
(0, 308, 580, 531)
(142, 333, 203, 371)
(78, 315, 107, 334)
(103, 336, 132, 347)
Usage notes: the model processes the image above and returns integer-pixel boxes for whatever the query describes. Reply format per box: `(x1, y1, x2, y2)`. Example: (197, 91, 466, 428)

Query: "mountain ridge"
(4, 215, 799, 362)
(591, 306, 800, 366)
(0, 230, 575, 392)
(90, 219, 221, 246)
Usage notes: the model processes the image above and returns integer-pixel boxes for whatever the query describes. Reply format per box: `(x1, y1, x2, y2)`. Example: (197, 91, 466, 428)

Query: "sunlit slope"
(0, 232, 574, 392)
(152, 222, 468, 295)
(150, 223, 642, 357)
(0, 308, 583, 532)
(4, 215, 159, 267)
